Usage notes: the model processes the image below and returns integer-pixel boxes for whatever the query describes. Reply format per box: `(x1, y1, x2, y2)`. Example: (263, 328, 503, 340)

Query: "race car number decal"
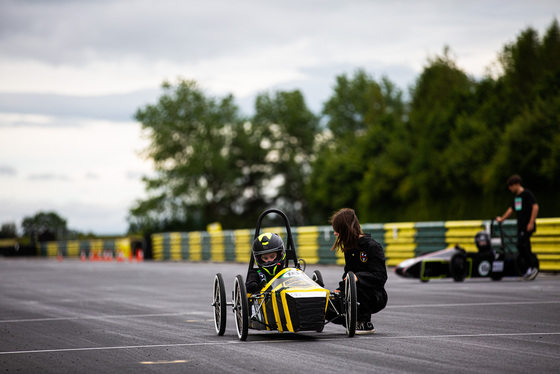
(281, 278, 317, 288)
(492, 261, 504, 272)
(281, 270, 300, 278)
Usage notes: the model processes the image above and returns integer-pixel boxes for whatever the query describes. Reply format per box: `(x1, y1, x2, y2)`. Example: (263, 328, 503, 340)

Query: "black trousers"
(357, 286, 388, 321)
(326, 286, 387, 324)
(517, 230, 536, 269)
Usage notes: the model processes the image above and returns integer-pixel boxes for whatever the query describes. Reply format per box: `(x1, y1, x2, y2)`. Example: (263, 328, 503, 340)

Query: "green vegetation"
(21, 211, 68, 243)
(128, 19, 560, 234)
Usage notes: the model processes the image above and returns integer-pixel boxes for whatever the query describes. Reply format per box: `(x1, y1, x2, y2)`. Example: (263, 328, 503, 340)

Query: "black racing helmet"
(252, 232, 286, 276)
(475, 231, 492, 253)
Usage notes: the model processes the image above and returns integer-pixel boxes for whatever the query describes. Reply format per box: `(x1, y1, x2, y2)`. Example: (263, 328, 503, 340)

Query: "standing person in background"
(330, 208, 388, 334)
(496, 174, 539, 280)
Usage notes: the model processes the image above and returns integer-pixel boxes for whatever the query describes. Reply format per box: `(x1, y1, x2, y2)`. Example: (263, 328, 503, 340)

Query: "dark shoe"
(355, 321, 375, 334)
(526, 268, 539, 281)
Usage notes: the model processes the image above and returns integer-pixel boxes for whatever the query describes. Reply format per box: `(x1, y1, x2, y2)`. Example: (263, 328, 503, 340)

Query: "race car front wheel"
(212, 273, 227, 336)
(233, 275, 249, 341)
(312, 270, 324, 287)
(344, 271, 357, 337)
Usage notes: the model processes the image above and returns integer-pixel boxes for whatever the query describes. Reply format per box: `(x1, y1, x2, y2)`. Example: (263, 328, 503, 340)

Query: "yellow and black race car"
(212, 209, 357, 341)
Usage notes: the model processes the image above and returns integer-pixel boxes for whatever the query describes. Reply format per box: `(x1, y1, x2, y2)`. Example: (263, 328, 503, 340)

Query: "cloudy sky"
(0, 1, 557, 235)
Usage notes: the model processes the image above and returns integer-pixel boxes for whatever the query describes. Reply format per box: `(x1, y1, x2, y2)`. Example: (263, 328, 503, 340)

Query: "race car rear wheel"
(344, 271, 357, 337)
(233, 275, 249, 341)
(312, 270, 324, 287)
(450, 252, 468, 282)
(212, 273, 227, 335)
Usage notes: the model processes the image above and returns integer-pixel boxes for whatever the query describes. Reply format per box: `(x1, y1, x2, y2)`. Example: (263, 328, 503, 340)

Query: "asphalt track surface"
(1, 259, 559, 374)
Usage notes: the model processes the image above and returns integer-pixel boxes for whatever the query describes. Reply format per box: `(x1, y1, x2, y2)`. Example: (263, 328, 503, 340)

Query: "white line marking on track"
(386, 300, 560, 308)
(0, 312, 197, 324)
(140, 360, 190, 365)
(2, 301, 558, 324)
(1, 332, 559, 356)
(0, 342, 240, 355)
(374, 332, 560, 339)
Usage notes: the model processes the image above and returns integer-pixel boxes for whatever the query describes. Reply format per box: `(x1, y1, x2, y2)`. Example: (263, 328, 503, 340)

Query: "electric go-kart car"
(394, 220, 539, 282)
(212, 208, 357, 341)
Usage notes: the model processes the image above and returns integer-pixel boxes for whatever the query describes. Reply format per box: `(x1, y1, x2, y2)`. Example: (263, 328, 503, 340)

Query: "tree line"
(1, 211, 100, 248)
(128, 19, 560, 235)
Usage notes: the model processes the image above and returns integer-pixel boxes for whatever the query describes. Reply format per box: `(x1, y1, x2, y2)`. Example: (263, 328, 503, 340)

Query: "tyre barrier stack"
(38, 237, 144, 263)
(36, 218, 560, 272)
(148, 218, 560, 272)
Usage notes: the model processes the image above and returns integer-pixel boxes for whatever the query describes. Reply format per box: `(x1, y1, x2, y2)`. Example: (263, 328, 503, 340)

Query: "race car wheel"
(312, 270, 324, 287)
(449, 252, 468, 282)
(233, 275, 249, 341)
(344, 271, 357, 337)
(212, 273, 227, 336)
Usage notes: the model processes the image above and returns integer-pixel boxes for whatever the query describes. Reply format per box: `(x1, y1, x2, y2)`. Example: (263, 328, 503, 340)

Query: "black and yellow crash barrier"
(150, 218, 560, 272)
(36, 218, 560, 272)
(37, 237, 143, 261)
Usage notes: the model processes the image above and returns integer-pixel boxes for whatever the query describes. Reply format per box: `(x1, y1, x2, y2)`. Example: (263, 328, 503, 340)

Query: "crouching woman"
(330, 208, 388, 334)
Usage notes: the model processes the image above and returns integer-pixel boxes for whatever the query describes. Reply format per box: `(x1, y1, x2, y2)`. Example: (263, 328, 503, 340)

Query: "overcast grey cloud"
(0, 90, 159, 122)
(0, 0, 557, 234)
(27, 173, 70, 181)
(2, 1, 557, 98)
(0, 165, 17, 176)
(1, 1, 555, 63)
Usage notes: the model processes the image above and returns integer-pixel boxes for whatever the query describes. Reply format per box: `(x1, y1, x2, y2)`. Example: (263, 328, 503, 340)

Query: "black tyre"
(344, 271, 357, 337)
(312, 270, 324, 287)
(449, 252, 468, 282)
(233, 275, 249, 341)
(212, 273, 227, 335)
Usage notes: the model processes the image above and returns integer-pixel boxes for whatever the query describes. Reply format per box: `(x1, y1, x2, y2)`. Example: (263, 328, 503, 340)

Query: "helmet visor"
(255, 250, 282, 267)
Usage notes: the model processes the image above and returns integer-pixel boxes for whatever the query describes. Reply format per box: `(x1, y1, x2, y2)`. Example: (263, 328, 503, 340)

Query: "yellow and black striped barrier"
(35, 218, 560, 272)
(37, 237, 143, 261)
(150, 218, 560, 272)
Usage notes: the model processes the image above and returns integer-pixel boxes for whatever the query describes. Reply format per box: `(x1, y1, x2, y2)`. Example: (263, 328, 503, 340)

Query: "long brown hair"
(330, 208, 363, 253)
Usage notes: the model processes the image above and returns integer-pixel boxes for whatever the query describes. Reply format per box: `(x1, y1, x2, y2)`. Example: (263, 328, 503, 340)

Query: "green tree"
(0, 222, 17, 238)
(499, 27, 542, 113)
(21, 211, 67, 243)
(128, 19, 560, 232)
(355, 77, 409, 222)
(306, 70, 406, 223)
(252, 90, 319, 225)
(538, 19, 560, 98)
(483, 19, 560, 211)
(129, 79, 268, 232)
(404, 47, 476, 219)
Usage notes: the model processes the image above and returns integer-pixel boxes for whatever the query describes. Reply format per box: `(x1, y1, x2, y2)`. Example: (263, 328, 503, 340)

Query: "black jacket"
(340, 234, 387, 290)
